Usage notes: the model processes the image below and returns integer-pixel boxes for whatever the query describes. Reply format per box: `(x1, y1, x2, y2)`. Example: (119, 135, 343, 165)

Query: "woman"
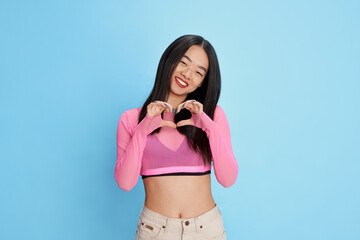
(115, 35, 238, 240)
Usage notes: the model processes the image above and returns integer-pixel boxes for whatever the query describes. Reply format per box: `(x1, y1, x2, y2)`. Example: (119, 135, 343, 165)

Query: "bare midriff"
(143, 174, 216, 219)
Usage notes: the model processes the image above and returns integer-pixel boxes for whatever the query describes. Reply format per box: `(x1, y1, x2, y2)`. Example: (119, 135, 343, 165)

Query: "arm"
(191, 106, 238, 187)
(115, 111, 162, 191)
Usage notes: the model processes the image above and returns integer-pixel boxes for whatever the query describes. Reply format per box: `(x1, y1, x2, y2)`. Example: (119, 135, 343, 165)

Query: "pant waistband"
(138, 203, 222, 227)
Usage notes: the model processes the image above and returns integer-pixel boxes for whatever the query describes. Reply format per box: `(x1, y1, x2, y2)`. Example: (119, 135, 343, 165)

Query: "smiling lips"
(175, 77, 188, 88)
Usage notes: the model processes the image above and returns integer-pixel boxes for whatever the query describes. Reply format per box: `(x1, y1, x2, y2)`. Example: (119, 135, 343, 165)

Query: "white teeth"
(176, 77, 187, 86)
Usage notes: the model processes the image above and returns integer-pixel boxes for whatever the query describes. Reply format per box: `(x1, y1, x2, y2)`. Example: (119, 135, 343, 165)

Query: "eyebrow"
(183, 55, 207, 73)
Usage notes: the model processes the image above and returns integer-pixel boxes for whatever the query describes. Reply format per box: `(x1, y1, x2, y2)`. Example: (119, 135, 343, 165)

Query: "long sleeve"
(115, 111, 162, 191)
(191, 106, 238, 188)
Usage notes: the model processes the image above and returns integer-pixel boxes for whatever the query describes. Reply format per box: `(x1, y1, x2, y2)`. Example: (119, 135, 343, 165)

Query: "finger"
(163, 101, 174, 109)
(155, 101, 166, 109)
(148, 101, 161, 111)
(154, 102, 166, 112)
(176, 119, 193, 127)
(183, 100, 200, 113)
(157, 101, 167, 108)
(149, 104, 163, 117)
(147, 104, 155, 117)
(151, 104, 159, 113)
(147, 102, 156, 109)
(160, 120, 177, 128)
(162, 102, 173, 113)
(176, 100, 192, 113)
(184, 102, 198, 114)
(176, 102, 185, 114)
(151, 101, 169, 114)
(149, 105, 156, 116)
(193, 103, 199, 114)
(189, 101, 203, 114)
(183, 104, 193, 114)
(149, 101, 165, 109)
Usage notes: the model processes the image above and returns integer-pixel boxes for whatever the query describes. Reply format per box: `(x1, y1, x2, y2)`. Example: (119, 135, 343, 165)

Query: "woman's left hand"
(176, 100, 203, 127)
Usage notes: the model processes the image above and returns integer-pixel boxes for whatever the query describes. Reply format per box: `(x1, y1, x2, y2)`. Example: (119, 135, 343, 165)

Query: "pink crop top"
(115, 105, 238, 191)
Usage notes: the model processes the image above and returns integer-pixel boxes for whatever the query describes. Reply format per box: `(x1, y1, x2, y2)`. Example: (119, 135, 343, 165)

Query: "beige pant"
(135, 203, 226, 240)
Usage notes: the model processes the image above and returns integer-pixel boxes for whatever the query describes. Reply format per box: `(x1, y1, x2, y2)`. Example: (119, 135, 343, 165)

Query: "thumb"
(160, 120, 177, 128)
(176, 119, 193, 127)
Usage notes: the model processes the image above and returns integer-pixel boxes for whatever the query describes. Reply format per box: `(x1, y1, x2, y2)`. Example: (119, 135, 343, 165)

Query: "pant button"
(185, 221, 189, 226)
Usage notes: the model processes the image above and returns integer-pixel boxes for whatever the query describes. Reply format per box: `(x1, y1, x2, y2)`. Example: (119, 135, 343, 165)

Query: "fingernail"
(191, 100, 195, 102)
(164, 103, 168, 107)
(182, 103, 185, 108)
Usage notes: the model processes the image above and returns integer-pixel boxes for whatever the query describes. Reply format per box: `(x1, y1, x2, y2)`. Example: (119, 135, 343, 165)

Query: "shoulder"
(118, 107, 142, 133)
(215, 105, 224, 112)
(214, 105, 226, 118)
(212, 105, 229, 124)
(121, 107, 141, 118)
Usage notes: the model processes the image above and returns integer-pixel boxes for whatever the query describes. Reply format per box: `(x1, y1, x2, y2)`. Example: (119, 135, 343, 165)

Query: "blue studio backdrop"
(0, 0, 359, 239)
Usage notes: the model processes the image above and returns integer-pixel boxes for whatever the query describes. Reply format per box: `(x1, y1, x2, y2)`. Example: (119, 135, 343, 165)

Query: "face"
(168, 45, 209, 100)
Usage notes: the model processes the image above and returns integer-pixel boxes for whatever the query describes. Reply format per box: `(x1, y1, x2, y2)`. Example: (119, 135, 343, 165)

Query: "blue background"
(1, 0, 359, 239)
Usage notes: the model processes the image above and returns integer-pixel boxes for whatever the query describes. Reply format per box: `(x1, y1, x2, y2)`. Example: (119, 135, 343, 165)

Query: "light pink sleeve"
(115, 110, 162, 191)
(191, 106, 238, 188)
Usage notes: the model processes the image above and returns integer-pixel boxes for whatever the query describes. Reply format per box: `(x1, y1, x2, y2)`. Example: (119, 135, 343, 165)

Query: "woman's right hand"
(147, 101, 176, 128)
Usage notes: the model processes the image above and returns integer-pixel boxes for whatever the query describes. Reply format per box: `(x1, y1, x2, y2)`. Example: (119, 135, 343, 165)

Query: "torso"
(143, 174, 216, 219)
(142, 108, 215, 219)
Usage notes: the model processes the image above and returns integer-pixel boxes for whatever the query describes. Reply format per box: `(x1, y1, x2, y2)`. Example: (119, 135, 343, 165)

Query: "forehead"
(183, 45, 209, 69)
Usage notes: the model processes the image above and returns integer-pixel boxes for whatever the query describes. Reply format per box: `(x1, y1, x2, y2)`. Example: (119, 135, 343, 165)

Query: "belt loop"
(216, 204, 222, 215)
(194, 217, 200, 234)
(164, 217, 169, 230)
(139, 204, 145, 217)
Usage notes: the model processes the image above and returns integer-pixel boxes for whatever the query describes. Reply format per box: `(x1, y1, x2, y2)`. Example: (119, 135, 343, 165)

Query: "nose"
(181, 67, 191, 80)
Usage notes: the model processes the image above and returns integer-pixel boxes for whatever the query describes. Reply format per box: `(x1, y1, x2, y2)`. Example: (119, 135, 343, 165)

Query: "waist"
(143, 174, 215, 218)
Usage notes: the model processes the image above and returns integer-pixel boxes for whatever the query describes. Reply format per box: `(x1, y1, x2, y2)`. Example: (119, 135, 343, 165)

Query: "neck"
(165, 92, 187, 112)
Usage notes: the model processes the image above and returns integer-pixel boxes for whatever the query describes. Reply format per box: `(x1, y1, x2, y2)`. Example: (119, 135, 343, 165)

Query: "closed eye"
(197, 71, 203, 76)
(180, 61, 187, 66)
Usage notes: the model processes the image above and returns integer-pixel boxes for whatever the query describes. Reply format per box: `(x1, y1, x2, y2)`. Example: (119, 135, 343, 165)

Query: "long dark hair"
(138, 35, 221, 166)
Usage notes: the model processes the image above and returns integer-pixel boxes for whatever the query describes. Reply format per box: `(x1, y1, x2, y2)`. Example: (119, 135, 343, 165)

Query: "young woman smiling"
(115, 35, 238, 240)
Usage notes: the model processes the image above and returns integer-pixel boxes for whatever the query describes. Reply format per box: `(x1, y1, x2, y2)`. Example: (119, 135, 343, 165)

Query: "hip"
(135, 203, 226, 240)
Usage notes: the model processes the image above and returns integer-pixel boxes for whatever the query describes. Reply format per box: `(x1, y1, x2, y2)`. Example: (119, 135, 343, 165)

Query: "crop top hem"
(142, 170, 211, 179)
(141, 165, 211, 176)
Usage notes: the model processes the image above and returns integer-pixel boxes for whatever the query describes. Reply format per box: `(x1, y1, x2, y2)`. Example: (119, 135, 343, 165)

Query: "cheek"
(196, 78, 204, 86)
